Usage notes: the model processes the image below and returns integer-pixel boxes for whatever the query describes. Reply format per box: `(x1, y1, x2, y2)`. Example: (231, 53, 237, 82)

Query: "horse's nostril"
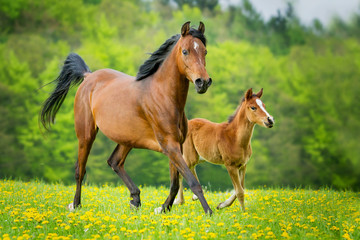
(195, 78, 203, 87)
(268, 117, 274, 124)
(207, 78, 212, 87)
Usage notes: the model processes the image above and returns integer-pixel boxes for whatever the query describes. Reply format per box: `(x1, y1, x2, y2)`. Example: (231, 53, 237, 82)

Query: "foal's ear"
(256, 88, 263, 98)
(245, 88, 253, 100)
(198, 21, 205, 34)
(181, 21, 191, 36)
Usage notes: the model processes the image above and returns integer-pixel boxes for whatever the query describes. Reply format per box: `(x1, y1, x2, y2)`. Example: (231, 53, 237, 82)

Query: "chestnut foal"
(174, 88, 274, 211)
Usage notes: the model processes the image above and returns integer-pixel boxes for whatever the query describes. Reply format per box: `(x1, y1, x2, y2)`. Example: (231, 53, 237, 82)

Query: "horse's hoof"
(154, 207, 163, 214)
(130, 202, 140, 210)
(67, 203, 75, 212)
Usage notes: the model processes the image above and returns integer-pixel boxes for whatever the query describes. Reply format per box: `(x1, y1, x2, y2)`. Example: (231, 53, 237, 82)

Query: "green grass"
(0, 180, 359, 239)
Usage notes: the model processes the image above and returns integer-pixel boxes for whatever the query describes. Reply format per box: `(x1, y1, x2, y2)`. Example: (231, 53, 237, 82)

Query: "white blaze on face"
(193, 41, 203, 64)
(194, 41, 199, 52)
(256, 99, 272, 120)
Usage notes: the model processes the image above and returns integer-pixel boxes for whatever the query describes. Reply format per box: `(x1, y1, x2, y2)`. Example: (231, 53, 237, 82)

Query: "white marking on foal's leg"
(192, 194, 199, 201)
(154, 207, 163, 214)
(67, 202, 75, 212)
(217, 193, 237, 210)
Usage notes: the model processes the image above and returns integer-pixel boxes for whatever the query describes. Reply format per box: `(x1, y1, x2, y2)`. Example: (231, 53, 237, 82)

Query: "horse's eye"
(182, 49, 188, 55)
(250, 106, 256, 111)
(205, 50, 207, 55)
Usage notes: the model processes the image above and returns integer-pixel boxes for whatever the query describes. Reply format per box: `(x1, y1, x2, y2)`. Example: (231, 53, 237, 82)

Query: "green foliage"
(0, 0, 359, 191)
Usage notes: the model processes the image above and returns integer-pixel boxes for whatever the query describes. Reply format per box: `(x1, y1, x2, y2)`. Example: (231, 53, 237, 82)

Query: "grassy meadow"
(0, 180, 359, 240)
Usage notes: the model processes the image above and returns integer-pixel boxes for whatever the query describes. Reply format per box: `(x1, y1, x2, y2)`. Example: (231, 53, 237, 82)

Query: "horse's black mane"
(136, 28, 206, 81)
(227, 94, 257, 123)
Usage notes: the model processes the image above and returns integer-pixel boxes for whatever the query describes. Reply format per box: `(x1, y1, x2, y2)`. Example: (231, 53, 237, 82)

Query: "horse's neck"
(227, 105, 255, 149)
(152, 49, 189, 111)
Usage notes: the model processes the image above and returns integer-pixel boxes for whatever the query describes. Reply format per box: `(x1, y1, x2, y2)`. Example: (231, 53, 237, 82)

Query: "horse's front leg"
(155, 161, 180, 213)
(107, 144, 141, 208)
(161, 140, 213, 215)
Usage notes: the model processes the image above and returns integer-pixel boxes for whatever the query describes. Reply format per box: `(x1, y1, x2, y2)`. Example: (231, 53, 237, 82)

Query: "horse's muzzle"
(195, 78, 212, 94)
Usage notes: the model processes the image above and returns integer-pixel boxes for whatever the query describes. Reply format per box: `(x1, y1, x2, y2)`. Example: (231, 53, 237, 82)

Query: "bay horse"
(40, 22, 213, 214)
(174, 88, 274, 211)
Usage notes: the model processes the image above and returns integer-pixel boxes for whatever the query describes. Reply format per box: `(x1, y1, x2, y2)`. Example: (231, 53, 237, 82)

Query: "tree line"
(1, 0, 359, 190)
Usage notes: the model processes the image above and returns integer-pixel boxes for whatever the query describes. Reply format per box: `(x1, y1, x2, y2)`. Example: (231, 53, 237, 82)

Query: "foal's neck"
(229, 105, 255, 149)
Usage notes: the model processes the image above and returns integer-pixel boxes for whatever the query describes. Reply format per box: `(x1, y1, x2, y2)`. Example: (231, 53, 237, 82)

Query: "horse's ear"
(256, 88, 263, 98)
(245, 88, 253, 100)
(198, 21, 205, 34)
(181, 21, 191, 37)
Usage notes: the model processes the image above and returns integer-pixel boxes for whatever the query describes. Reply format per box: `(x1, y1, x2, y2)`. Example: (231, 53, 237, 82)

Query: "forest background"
(1, 0, 359, 191)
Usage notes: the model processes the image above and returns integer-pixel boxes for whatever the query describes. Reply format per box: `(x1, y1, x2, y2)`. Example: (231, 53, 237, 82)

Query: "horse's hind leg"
(107, 144, 141, 208)
(69, 128, 97, 210)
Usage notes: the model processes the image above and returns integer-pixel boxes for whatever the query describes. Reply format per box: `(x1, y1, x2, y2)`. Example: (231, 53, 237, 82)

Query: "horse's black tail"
(40, 53, 91, 130)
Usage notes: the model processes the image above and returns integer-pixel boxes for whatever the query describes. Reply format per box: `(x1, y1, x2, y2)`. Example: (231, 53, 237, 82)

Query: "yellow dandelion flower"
(342, 233, 352, 240)
(281, 231, 289, 238)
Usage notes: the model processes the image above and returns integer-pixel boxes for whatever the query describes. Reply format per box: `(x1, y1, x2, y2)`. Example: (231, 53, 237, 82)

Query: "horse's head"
(176, 21, 212, 94)
(244, 88, 274, 128)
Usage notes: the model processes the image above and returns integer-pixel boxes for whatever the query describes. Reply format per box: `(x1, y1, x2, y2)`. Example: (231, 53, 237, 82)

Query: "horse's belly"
(96, 115, 162, 152)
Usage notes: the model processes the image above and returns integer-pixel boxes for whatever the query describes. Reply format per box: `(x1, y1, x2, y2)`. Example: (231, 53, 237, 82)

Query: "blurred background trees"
(1, 0, 359, 191)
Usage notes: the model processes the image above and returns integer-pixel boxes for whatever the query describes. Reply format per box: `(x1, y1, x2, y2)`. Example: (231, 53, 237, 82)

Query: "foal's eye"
(205, 50, 208, 55)
(182, 49, 188, 55)
(250, 106, 256, 111)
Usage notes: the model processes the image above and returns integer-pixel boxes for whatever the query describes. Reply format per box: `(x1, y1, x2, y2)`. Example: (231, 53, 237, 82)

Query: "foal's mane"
(227, 94, 257, 123)
(136, 28, 206, 81)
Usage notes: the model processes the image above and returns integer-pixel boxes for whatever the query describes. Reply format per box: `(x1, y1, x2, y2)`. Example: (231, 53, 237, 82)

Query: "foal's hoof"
(67, 203, 75, 212)
(154, 207, 163, 214)
(216, 202, 227, 210)
(192, 194, 199, 201)
(173, 198, 184, 205)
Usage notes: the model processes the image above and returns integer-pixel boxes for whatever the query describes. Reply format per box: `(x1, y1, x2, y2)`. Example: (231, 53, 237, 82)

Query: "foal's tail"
(40, 53, 91, 130)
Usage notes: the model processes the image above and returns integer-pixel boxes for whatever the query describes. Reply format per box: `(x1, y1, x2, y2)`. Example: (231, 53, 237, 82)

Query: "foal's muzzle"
(265, 117, 275, 128)
(195, 78, 212, 94)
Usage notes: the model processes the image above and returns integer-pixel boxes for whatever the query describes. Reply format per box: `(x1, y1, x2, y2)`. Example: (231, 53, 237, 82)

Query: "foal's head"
(176, 21, 212, 94)
(244, 88, 274, 128)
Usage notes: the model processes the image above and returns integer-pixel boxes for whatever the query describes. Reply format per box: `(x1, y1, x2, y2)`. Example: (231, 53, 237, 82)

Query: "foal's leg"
(190, 166, 201, 201)
(174, 165, 199, 205)
(173, 174, 185, 205)
(217, 166, 245, 211)
(217, 165, 247, 210)
(174, 138, 200, 205)
(107, 144, 141, 208)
